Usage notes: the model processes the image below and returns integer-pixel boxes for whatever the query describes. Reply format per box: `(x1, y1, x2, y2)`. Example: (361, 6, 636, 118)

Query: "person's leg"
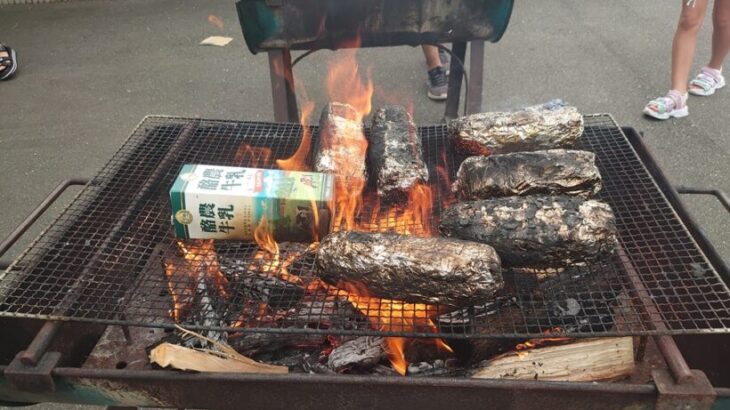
(422, 45, 442, 70)
(421, 45, 448, 101)
(709, 0, 730, 70)
(672, 0, 709, 93)
(688, 0, 729, 95)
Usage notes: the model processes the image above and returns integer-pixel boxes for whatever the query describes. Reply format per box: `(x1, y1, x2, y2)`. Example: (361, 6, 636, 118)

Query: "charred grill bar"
(0, 115, 729, 407)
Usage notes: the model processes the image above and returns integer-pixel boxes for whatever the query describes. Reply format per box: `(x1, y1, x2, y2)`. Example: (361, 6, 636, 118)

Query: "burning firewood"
(327, 336, 386, 372)
(219, 257, 305, 310)
(314, 231, 503, 307)
(368, 105, 429, 203)
(448, 100, 584, 156)
(471, 337, 634, 382)
(439, 196, 617, 267)
(452, 150, 603, 200)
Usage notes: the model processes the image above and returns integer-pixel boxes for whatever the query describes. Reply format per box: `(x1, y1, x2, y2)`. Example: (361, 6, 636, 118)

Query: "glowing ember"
(334, 281, 452, 376)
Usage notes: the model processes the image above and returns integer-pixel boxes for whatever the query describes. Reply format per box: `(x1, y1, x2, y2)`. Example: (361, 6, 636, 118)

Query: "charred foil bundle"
(439, 196, 617, 267)
(314, 231, 503, 307)
(448, 100, 584, 155)
(368, 105, 429, 202)
(313, 102, 368, 183)
(453, 149, 603, 200)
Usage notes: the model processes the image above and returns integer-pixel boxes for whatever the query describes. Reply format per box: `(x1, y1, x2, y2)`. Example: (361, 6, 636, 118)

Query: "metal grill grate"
(1, 115, 728, 339)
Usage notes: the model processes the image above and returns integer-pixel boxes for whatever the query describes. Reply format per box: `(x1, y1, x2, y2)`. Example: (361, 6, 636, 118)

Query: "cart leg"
(267, 49, 299, 123)
(444, 42, 467, 121)
(466, 40, 485, 115)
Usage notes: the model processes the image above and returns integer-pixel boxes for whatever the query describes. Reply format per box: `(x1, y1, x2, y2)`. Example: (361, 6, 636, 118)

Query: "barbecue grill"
(1, 115, 729, 409)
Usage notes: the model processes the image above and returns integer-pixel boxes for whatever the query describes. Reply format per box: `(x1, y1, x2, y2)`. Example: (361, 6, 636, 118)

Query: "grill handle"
(0, 178, 90, 270)
(675, 186, 730, 213)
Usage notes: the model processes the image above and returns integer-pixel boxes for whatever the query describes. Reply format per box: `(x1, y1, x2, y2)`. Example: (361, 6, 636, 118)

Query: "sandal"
(643, 90, 688, 120)
(0, 44, 18, 81)
(689, 67, 725, 96)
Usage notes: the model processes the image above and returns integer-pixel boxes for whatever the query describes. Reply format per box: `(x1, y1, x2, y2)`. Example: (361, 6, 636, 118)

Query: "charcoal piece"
(219, 257, 305, 310)
(407, 359, 465, 377)
(229, 332, 327, 356)
(448, 100, 584, 155)
(313, 102, 368, 182)
(439, 196, 617, 267)
(327, 336, 386, 372)
(368, 105, 429, 202)
(285, 299, 367, 330)
(315, 231, 503, 307)
(453, 149, 602, 200)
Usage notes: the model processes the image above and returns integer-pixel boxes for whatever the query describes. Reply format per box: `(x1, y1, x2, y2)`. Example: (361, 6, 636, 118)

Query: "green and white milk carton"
(170, 165, 334, 241)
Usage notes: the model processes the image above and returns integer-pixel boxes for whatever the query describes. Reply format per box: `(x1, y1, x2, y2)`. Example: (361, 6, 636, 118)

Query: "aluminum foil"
(448, 99, 584, 155)
(453, 149, 603, 199)
(315, 231, 503, 307)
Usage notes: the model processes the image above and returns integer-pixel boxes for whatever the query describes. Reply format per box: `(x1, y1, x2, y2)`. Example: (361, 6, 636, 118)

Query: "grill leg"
(466, 40, 485, 115)
(267, 49, 299, 123)
(444, 42, 467, 121)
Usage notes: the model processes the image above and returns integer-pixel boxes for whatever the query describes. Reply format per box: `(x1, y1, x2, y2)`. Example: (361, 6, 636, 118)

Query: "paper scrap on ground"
(200, 36, 233, 47)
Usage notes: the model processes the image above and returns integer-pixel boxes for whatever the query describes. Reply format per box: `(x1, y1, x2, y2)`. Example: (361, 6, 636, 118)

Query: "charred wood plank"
(327, 336, 386, 372)
(448, 100, 584, 155)
(453, 149, 602, 200)
(368, 105, 429, 202)
(315, 231, 503, 307)
(219, 257, 305, 310)
(439, 196, 617, 267)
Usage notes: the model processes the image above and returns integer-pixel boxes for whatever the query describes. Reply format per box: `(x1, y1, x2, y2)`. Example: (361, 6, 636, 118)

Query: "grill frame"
(0, 114, 728, 339)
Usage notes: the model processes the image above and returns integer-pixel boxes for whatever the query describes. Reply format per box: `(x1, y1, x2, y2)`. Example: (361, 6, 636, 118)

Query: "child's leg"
(672, 0, 709, 93)
(709, 0, 730, 70)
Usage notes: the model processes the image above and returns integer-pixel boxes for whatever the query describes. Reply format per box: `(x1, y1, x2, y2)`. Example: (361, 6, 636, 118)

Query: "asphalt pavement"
(0, 0, 729, 407)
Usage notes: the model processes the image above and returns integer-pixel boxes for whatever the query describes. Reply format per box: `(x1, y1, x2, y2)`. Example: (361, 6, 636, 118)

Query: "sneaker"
(427, 66, 448, 101)
(439, 47, 451, 75)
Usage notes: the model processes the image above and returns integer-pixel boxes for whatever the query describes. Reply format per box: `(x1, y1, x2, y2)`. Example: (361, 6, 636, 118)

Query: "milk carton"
(170, 165, 334, 241)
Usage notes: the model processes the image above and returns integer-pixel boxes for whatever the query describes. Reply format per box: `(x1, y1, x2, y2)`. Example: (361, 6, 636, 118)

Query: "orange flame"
(335, 282, 452, 376)
(506, 328, 573, 359)
(326, 39, 374, 120)
(356, 183, 434, 236)
(234, 145, 273, 168)
(250, 215, 302, 284)
(276, 100, 316, 171)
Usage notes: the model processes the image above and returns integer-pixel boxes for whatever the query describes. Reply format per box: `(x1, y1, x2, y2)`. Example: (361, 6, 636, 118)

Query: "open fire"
(161, 36, 459, 375)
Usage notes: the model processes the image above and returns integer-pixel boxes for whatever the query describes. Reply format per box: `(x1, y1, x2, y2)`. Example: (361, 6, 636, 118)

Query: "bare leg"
(671, 0, 709, 93)
(709, 0, 730, 70)
(421, 45, 441, 70)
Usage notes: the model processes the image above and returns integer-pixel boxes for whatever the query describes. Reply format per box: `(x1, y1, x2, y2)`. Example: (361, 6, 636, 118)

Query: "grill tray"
(1, 115, 728, 339)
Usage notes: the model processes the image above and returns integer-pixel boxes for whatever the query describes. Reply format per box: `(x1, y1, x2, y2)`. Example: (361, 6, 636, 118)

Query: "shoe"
(688, 67, 725, 96)
(0, 44, 18, 81)
(439, 47, 450, 75)
(427, 66, 448, 101)
(643, 90, 688, 120)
